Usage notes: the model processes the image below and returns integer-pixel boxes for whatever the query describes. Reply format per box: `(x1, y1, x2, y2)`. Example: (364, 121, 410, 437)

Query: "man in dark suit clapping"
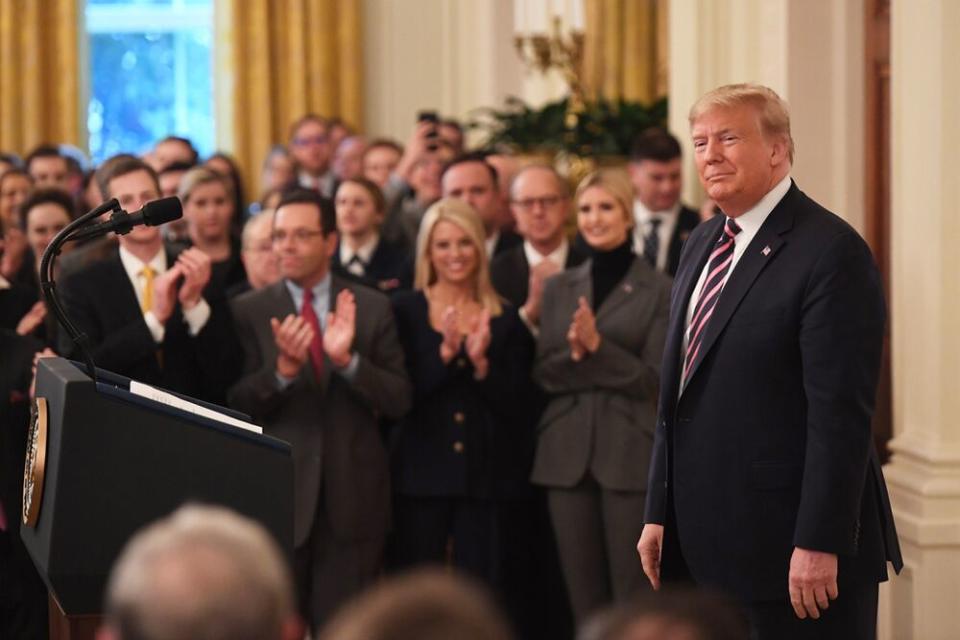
(59, 156, 239, 404)
(491, 164, 586, 336)
(637, 84, 902, 640)
(228, 189, 411, 633)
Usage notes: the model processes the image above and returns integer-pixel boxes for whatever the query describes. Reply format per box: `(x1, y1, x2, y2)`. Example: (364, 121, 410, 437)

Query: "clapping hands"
(324, 289, 356, 368)
(150, 248, 212, 324)
(567, 296, 601, 361)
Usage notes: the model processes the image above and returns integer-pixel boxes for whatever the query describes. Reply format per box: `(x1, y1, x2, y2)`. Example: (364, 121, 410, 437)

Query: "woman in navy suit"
(532, 169, 671, 622)
(389, 197, 534, 585)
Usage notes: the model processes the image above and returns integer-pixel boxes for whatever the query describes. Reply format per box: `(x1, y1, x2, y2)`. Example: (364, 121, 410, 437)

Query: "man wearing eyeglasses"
(227, 189, 411, 634)
(491, 164, 586, 337)
(289, 114, 337, 198)
(487, 163, 584, 640)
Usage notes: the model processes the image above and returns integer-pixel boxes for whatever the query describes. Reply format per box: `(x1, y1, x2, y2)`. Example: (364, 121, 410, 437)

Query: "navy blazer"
(390, 291, 537, 500)
(645, 182, 903, 602)
(331, 237, 413, 294)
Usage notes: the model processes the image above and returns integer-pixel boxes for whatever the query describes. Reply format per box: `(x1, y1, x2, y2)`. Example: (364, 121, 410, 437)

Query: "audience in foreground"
(319, 568, 515, 640)
(97, 504, 303, 640)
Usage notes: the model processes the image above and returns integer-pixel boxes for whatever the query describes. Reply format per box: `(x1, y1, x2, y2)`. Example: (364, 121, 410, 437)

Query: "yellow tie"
(140, 266, 155, 313)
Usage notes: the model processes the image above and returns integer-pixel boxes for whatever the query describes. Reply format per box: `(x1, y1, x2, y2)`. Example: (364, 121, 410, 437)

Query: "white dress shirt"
(485, 230, 500, 259)
(517, 238, 570, 337)
(298, 170, 336, 198)
(632, 199, 680, 272)
(339, 233, 379, 276)
(119, 245, 210, 343)
(278, 273, 359, 385)
(683, 175, 792, 345)
(523, 238, 569, 271)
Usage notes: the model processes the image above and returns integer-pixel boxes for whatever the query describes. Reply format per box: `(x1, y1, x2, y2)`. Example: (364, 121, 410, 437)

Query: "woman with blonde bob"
(389, 197, 535, 587)
(531, 169, 672, 621)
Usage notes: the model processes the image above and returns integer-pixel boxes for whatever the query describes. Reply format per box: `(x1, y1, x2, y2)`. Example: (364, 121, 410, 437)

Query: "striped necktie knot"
(682, 217, 742, 386)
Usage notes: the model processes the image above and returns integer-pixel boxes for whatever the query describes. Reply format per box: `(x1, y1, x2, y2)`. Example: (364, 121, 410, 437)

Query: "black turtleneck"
(590, 239, 634, 311)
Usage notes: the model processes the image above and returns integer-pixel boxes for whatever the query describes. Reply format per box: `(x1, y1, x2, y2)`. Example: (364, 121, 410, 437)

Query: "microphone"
(70, 197, 183, 242)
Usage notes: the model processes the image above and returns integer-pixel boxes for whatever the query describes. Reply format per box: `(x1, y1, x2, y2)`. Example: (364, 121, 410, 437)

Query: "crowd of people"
(1, 84, 901, 640)
(0, 111, 702, 639)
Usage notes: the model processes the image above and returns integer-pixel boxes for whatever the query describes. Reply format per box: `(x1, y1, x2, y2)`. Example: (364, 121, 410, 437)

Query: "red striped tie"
(682, 217, 742, 386)
(301, 288, 325, 381)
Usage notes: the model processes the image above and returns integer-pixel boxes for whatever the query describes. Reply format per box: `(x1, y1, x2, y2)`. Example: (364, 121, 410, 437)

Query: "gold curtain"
(582, 0, 663, 103)
(0, 0, 81, 154)
(217, 0, 363, 201)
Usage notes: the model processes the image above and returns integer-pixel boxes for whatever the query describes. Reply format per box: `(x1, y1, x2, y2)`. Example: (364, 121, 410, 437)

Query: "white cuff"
(518, 306, 540, 338)
(182, 298, 211, 336)
(143, 310, 165, 343)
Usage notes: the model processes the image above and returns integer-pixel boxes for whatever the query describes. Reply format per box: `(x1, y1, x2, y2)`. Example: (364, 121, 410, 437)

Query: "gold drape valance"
(0, 0, 81, 154)
(582, 0, 664, 103)
(217, 0, 363, 201)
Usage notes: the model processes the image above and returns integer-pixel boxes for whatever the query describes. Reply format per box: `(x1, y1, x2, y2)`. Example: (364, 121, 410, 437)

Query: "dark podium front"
(20, 357, 293, 633)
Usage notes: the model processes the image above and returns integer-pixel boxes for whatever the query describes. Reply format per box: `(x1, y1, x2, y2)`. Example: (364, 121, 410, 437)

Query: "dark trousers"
(662, 503, 880, 640)
(498, 495, 574, 640)
(745, 583, 878, 640)
(547, 476, 648, 623)
(293, 512, 383, 633)
(392, 495, 498, 583)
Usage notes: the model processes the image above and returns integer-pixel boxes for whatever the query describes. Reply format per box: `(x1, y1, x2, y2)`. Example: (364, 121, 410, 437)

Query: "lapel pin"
(623, 283, 633, 293)
(761, 245, 772, 256)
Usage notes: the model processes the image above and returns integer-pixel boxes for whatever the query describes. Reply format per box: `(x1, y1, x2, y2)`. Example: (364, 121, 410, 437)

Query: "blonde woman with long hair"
(389, 197, 535, 586)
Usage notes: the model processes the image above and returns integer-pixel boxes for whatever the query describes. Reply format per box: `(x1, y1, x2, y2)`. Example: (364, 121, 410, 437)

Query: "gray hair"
(103, 504, 294, 640)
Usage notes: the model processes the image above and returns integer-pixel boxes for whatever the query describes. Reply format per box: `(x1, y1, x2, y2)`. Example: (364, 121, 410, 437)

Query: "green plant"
(470, 95, 668, 157)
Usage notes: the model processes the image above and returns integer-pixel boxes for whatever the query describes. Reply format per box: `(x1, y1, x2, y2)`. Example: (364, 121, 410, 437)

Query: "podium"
(20, 357, 293, 639)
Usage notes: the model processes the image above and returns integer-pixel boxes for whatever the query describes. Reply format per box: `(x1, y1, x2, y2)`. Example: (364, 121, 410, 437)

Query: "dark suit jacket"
(0, 284, 37, 333)
(664, 205, 701, 276)
(0, 329, 45, 637)
(492, 229, 523, 258)
(489, 242, 588, 308)
(0, 330, 42, 530)
(58, 246, 241, 404)
(644, 181, 903, 602)
(531, 257, 671, 491)
(390, 292, 537, 500)
(228, 277, 412, 546)
(331, 238, 413, 294)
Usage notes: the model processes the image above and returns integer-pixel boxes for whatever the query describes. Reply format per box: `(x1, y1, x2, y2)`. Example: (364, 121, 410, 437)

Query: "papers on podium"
(129, 381, 262, 434)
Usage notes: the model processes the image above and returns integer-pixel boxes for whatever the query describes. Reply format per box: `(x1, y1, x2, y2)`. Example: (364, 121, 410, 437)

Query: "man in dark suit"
(227, 189, 411, 632)
(628, 127, 701, 277)
(491, 164, 587, 332)
(636, 84, 902, 639)
(59, 156, 239, 404)
(487, 163, 586, 637)
(441, 154, 522, 259)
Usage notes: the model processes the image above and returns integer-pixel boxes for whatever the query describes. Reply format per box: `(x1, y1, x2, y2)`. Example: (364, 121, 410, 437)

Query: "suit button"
(453, 411, 465, 424)
(453, 441, 465, 453)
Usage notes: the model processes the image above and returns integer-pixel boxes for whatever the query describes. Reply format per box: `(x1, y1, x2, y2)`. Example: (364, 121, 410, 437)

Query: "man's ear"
(324, 230, 339, 259)
(769, 136, 789, 167)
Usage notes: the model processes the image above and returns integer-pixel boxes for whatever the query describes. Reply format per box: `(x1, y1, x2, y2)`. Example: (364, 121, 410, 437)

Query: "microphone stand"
(39, 198, 122, 384)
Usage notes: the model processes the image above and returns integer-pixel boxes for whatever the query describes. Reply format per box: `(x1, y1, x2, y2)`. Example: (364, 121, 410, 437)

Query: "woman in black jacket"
(390, 197, 534, 584)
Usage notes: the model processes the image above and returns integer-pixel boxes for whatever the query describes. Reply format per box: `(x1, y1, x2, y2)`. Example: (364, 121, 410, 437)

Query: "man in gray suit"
(228, 189, 411, 632)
